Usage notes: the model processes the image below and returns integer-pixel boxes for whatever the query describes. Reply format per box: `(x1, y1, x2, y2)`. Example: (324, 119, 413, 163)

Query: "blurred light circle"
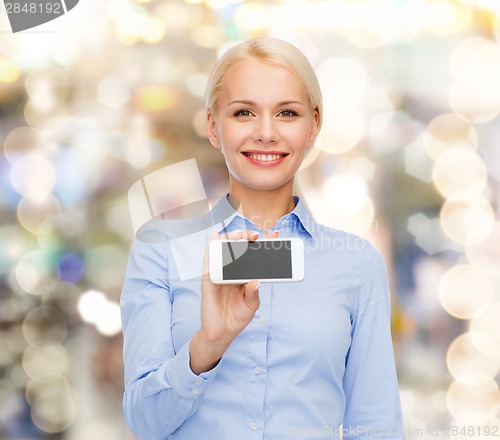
(57, 253, 84, 283)
(299, 144, 321, 170)
(85, 245, 128, 290)
(317, 107, 364, 154)
(470, 303, 500, 353)
(0, 331, 18, 367)
(324, 174, 369, 217)
(439, 265, 493, 320)
(25, 65, 71, 110)
(5, 324, 27, 358)
(432, 147, 487, 201)
(0, 58, 20, 83)
(78, 421, 121, 440)
(234, 3, 268, 32)
(0, 225, 33, 275)
(22, 306, 68, 346)
(454, 412, 500, 429)
(97, 74, 130, 109)
(78, 290, 122, 337)
(349, 157, 376, 181)
(3, 127, 47, 165)
(95, 301, 122, 337)
(38, 214, 83, 255)
(449, 78, 500, 124)
(449, 38, 500, 124)
(78, 290, 107, 324)
(447, 377, 500, 422)
(135, 86, 177, 112)
(423, 113, 478, 161)
(439, 196, 495, 245)
(368, 111, 421, 155)
(466, 223, 500, 276)
(190, 25, 224, 49)
(309, 185, 375, 235)
(186, 73, 208, 98)
(10, 153, 56, 200)
(343, 1, 397, 48)
(192, 108, 208, 138)
(425, 0, 471, 35)
(106, 196, 134, 240)
(450, 37, 500, 80)
(30, 384, 76, 433)
(156, 2, 195, 36)
(24, 101, 69, 133)
(446, 332, 500, 383)
(15, 250, 59, 296)
(143, 17, 166, 44)
(22, 342, 67, 380)
(17, 194, 62, 234)
(42, 282, 81, 325)
(25, 376, 71, 408)
(316, 58, 368, 104)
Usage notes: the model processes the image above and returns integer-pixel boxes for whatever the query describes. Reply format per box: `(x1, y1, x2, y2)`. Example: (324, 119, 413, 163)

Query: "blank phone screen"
(222, 240, 292, 280)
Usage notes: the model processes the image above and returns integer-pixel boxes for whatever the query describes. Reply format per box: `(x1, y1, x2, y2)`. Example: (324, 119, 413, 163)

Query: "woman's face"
(207, 58, 319, 194)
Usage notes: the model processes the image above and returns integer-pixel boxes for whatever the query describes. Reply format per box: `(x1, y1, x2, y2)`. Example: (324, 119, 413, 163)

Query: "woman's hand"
(189, 229, 279, 375)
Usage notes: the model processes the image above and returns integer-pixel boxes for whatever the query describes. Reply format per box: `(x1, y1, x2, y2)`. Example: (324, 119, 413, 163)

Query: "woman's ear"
(307, 109, 320, 147)
(206, 112, 220, 150)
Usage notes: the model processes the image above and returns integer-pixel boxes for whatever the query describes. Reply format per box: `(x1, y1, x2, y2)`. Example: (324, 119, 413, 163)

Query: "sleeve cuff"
(166, 339, 220, 400)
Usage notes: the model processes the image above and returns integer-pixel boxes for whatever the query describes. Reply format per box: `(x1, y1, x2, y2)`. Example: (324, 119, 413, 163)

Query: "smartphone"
(209, 238, 305, 284)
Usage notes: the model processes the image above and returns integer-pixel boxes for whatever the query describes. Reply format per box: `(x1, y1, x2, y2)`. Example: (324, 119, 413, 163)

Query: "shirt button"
(192, 388, 199, 394)
(250, 422, 257, 430)
(195, 380, 202, 385)
(282, 220, 288, 225)
(259, 316, 265, 324)
(254, 367, 261, 375)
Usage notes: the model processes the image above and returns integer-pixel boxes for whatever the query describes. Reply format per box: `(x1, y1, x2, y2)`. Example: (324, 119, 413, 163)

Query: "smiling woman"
(206, 57, 319, 200)
(120, 37, 403, 440)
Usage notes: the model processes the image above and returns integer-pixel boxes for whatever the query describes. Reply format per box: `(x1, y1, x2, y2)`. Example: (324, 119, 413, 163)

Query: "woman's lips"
(241, 151, 289, 167)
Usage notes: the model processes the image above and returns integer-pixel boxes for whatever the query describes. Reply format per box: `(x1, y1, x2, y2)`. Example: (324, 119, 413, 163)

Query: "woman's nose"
(253, 116, 280, 144)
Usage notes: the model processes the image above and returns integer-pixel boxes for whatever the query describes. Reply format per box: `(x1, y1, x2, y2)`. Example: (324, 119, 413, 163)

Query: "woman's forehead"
(220, 59, 308, 103)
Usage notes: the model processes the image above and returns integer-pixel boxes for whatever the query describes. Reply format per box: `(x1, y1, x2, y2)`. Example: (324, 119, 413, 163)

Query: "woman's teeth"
(246, 154, 285, 162)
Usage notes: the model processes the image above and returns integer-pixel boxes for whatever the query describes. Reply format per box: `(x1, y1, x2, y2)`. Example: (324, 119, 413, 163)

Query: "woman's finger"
(243, 280, 260, 313)
(219, 229, 259, 241)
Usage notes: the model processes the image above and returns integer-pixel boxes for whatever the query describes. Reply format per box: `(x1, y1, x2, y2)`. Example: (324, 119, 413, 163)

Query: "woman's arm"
(121, 227, 268, 439)
(121, 231, 218, 439)
(342, 243, 404, 440)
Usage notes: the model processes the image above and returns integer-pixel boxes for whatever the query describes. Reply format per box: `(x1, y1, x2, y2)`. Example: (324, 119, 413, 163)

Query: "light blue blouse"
(121, 195, 403, 440)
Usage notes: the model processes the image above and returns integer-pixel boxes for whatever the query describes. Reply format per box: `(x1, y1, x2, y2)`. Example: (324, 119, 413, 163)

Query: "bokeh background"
(1, 0, 500, 438)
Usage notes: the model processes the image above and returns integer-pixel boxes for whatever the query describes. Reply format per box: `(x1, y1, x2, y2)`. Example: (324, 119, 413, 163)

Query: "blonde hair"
(205, 37, 323, 132)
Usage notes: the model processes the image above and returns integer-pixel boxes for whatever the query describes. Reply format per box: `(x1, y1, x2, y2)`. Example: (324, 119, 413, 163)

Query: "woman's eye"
(280, 109, 298, 117)
(234, 110, 252, 117)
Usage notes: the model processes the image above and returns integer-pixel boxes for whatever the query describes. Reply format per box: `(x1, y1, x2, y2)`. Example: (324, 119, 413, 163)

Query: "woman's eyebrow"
(228, 100, 305, 107)
(228, 100, 256, 106)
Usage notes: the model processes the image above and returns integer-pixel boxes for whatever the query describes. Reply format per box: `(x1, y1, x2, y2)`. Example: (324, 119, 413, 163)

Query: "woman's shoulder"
(308, 220, 378, 258)
(135, 213, 209, 245)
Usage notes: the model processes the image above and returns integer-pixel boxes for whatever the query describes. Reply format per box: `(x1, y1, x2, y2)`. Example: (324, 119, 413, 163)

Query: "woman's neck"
(227, 182, 296, 234)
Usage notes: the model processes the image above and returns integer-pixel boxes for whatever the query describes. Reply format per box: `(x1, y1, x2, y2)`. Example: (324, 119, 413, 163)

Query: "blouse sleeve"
(120, 226, 219, 439)
(342, 243, 404, 439)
